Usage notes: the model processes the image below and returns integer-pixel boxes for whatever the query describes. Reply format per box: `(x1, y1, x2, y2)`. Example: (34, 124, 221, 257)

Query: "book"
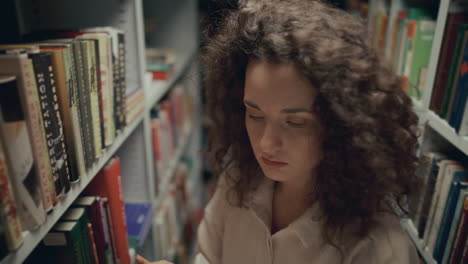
(73, 196, 109, 264)
(61, 207, 95, 264)
(433, 170, 468, 261)
(422, 159, 458, 242)
(81, 39, 103, 159)
(0, 216, 8, 261)
(442, 189, 468, 263)
(125, 202, 154, 249)
(416, 153, 447, 237)
(449, 196, 468, 263)
(0, 134, 23, 251)
(426, 164, 466, 252)
(102, 197, 118, 264)
(447, 28, 468, 133)
(0, 55, 47, 230)
(403, 19, 435, 98)
(430, 13, 468, 114)
(84, 157, 131, 264)
(30, 51, 71, 193)
(39, 44, 87, 180)
(0, 46, 57, 209)
(43, 221, 84, 264)
(441, 25, 468, 119)
(79, 32, 115, 147)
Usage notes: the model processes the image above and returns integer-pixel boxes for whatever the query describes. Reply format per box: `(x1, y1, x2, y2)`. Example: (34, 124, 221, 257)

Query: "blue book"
(433, 171, 468, 262)
(125, 203, 154, 249)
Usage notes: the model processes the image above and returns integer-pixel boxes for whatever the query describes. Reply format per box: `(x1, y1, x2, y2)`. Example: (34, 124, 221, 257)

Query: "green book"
(62, 207, 95, 264)
(43, 221, 84, 264)
(441, 25, 468, 119)
(404, 19, 436, 98)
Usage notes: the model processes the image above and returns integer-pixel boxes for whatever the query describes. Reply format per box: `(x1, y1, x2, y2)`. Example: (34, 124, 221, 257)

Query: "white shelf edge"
(400, 219, 437, 264)
(0, 112, 145, 264)
(145, 49, 197, 110)
(154, 123, 195, 211)
(427, 111, 468, 156)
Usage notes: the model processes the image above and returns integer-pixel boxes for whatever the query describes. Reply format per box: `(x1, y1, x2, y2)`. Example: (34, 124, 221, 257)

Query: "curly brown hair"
(202, 0, 420, 249)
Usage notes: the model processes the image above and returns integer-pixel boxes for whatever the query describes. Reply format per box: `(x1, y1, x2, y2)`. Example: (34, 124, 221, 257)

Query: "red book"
(84, 157, 130, 264)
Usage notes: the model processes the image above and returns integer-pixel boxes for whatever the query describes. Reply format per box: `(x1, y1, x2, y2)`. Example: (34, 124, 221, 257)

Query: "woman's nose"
(259, 123, 282, 155)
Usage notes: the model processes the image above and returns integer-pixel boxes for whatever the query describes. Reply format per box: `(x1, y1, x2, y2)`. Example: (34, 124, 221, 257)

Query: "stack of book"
(410, 152, 468, 263)
(23, 157, 131, 264)
(0, 27, 144, 261)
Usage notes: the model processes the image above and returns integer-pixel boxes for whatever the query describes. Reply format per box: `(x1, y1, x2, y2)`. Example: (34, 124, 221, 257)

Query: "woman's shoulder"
(345, 213, 419, 264)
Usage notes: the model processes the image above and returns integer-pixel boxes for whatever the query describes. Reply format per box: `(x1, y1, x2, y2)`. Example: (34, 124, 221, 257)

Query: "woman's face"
(244, 60, 323, 185)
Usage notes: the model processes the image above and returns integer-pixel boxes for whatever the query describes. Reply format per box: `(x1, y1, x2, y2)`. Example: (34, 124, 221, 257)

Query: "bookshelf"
(368, 0, 468, 263)
(0, 0, 203, 263)
(0, 114, 144, 264)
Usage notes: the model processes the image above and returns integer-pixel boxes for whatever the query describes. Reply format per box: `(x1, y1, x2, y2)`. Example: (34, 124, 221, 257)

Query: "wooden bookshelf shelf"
(0, 113, 145, 264)
(400, 219, 437, 264)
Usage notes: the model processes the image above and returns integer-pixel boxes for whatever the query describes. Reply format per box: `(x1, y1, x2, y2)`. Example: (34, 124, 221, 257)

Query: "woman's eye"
(286, 120, 305, 127)
(248, 114, 264, 120)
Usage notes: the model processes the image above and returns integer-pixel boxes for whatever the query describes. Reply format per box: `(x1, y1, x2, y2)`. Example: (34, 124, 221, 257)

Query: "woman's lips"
(261, 156, 288, 167)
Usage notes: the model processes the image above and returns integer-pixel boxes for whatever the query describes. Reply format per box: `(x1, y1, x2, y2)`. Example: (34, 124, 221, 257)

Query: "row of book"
(430, 12, 468, 136)
(371, 7, 436, 99)
(151, 82, 197, 190)
(0, 26, 137, 240)
(0, 156, 131, 264)
(371, 6, 468, 136)
(409, 151, 468, 264)
(146, 48, 176, 81)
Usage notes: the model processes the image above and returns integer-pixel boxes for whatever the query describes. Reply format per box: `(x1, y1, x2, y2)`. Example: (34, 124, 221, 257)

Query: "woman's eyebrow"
(244, 100, 261, 110)
(280, 107, 313, 114)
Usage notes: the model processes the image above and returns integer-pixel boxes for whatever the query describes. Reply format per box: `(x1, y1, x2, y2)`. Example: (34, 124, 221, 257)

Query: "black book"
(29, 52, 72, 193)
(0, 215, 8, 261)
(115, 32, 126, 129)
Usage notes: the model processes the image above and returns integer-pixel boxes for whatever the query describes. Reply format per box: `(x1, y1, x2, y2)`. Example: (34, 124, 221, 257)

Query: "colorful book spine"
(84, 157, 130, 264)
(30, 53, 70, 194)
(43, 221, 84, 264)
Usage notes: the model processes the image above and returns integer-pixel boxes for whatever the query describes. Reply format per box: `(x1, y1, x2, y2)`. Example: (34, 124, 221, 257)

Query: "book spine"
(91, 39, 106, 150)
(102, 198, 117, 264)
(118, 33, 126, 127)
(450, 197, 468, 263)
(0, 216, 8, 260)
(0, 139, 23, 250)
(43, 226, 81, 264)
(39, 54, 72, 191)
(58, 48, 87, 179)
(112, 35, 122, 132)
(31, 53, 65, 200)
(0, 57, 46, 230)
(73, 41, 96, 167)
(86, 41, 103, 158)
(87, 223, 99, 264)
(84, 158, 130, 264)
(104, 35, 115, 147)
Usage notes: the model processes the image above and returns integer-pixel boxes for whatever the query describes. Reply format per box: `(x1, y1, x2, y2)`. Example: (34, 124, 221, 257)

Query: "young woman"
(138, 0, 420, 263)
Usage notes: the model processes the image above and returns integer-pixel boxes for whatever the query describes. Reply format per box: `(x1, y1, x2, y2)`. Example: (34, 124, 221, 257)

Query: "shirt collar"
(247, 177, 323, 248)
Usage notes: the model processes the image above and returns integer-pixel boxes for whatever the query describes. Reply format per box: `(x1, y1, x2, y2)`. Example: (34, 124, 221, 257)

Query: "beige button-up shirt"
(197, 176, 419, 264)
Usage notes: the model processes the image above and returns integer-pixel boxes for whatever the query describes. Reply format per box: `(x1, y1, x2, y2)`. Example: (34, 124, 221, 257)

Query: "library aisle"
(0, 0, 467, 264)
